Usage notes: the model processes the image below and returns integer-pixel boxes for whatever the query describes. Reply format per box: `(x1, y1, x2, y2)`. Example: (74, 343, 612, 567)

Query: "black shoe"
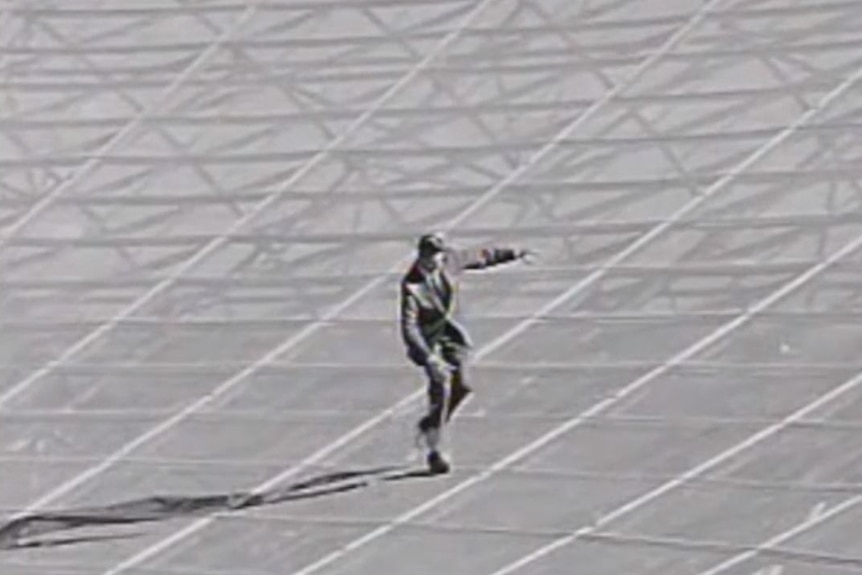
(427, 450, 450, 475)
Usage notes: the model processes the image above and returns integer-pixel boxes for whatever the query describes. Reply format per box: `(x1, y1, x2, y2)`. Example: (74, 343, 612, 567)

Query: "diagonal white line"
(490, 347, 862, 575)
(695, 494, 862, 575)
(0, 0, 498, 411)
(0, 4, 258, 244)
(288, 199, 862, 575)
(268, 56, 862, 575)
(478, 91, 862, 575)
(92, 2, 741, 573)
(0, 0, 502, 532)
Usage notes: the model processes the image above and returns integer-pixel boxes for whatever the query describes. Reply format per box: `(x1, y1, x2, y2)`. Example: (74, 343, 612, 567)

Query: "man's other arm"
(400, 284, 433, 363)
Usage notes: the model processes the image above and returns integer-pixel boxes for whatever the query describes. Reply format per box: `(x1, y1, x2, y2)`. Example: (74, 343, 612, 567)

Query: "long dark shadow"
(0, 464, 437, 551)
(8, 532, 143, 551)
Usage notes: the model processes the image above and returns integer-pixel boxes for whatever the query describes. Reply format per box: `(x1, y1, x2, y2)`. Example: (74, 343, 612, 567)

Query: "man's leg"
(445, 369, 471, 422)
(408, 345, 446, 433)
(413, 347, 452, 474)
(442, 344, 472, 422)
(419, 360, 447, 438)
(415, 350, 445, 426)
(420, 372, 451, 473)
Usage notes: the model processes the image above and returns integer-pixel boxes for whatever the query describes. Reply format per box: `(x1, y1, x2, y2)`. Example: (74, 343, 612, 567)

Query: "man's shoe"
(427, 450, 450, 474)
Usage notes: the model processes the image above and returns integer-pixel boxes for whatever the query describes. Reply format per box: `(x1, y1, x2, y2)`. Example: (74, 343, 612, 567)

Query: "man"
(399, 231, 533, 474)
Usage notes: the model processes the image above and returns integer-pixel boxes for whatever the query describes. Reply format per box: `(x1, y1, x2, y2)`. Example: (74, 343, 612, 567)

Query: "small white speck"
(753, 565, 784, 575)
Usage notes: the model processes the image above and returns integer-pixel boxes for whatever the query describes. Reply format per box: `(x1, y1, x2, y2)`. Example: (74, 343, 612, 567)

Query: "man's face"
(419, 251, 444, 272)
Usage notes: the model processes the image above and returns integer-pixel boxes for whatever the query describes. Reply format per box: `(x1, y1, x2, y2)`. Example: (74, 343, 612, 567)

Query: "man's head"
(417, 231, 446, 271)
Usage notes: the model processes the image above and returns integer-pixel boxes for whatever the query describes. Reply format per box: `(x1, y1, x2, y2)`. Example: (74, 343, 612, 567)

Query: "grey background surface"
(2, 0, 862, 573)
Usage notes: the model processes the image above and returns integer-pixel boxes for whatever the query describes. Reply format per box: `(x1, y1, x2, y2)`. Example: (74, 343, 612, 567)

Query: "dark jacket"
(399, 246, 521, 364)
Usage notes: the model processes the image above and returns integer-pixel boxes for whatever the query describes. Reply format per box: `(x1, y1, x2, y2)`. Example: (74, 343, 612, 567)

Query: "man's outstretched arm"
(453, 247, 531, 270)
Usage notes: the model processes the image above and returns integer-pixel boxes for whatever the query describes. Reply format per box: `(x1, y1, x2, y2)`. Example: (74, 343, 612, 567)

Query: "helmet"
(417, 232, 446, 257)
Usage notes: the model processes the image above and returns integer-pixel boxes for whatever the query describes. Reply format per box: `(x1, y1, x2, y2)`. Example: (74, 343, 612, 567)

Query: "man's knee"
(422, 356, 449, 389)
(451, 357, 471, 385)
(442, 344, 470, 370)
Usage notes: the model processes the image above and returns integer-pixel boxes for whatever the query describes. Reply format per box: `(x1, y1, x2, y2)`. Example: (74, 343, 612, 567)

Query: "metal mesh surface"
(3, 0, 862, 573)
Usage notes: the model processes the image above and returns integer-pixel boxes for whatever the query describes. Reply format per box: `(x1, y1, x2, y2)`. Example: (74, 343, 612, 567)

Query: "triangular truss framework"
(2, 0, 862, 573)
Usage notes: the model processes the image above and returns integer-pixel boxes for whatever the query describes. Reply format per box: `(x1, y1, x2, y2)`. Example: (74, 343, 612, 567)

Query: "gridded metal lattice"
(2, 0, 862, 573)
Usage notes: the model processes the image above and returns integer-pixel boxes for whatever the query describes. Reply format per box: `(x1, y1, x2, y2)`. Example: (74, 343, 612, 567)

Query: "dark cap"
(417, 232, 446, 257)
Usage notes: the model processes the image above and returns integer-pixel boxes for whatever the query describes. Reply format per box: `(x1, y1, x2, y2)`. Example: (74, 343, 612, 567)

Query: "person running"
(399, 231, 533, 474)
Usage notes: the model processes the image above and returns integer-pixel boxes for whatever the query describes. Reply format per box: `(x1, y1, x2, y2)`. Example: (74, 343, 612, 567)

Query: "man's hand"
(426, 354, 451, 383)
(518, 248, 539, 264)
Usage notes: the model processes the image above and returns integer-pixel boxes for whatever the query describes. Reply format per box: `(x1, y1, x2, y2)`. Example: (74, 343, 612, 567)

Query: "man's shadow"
(0, 465, 436, 551)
